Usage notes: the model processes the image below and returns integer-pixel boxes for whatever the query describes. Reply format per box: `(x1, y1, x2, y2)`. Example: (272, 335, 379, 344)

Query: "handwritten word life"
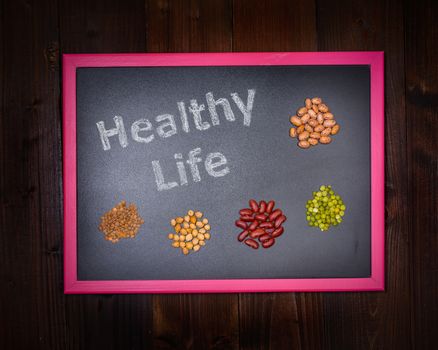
(96, 89, 256, 191)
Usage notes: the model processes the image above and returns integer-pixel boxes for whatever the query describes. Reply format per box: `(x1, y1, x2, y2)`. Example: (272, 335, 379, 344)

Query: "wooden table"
(1, 0, 436, 349)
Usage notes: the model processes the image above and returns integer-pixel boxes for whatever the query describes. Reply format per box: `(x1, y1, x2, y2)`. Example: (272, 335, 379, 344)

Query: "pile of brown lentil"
(98, 200, 144, 243)
(168, 210, 211, 255)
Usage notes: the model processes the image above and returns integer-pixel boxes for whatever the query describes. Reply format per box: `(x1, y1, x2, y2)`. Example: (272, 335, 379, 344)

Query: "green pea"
(305, 185, 346, 231)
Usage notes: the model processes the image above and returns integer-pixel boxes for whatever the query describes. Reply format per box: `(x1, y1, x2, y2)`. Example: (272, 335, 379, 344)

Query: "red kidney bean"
(254, 213, 267, 221)
(266, 200, 275, 213)
(269, 209, 282, 221)
(259, 221, 273, 229)
(235, 220, 247, 229)
(262, 238, 275, 248)
(271, 226, 284, 238)
(249, 220, 259, 231)
(249, 199, 259, 212)
(239, 208, 253, 216)
(258, 200, 266, 213)
(237, 200, 284, 249)
(274, 215, 287, 228)
(250, 228, 265, 239)
(238, 230, 250, 242)
(245, 239, 259, 249)
(259, 234, 271, 242)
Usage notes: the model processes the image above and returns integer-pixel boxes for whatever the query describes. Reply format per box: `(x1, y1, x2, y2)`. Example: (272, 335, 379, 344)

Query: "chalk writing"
(152, 148, 230, 191)
(96, 89, 255, 151)
(95, 89, 255, 191)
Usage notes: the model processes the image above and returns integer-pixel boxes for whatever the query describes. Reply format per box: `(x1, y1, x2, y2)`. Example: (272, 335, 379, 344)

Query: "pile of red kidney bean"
(235, 199, 287, 249)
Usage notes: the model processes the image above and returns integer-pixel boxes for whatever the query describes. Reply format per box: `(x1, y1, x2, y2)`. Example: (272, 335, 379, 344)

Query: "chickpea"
(168, 211, 211, 255)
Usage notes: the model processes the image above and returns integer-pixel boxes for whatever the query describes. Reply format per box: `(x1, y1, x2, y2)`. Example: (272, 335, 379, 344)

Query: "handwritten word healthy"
(96, 89, 255, 191)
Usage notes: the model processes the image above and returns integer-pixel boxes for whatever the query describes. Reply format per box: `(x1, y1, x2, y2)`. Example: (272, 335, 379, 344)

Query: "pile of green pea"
(306, 185, 346, 231)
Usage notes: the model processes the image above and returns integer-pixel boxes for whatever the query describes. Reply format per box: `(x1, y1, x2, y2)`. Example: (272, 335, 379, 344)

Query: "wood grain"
(146, 0, 232, 52)
(0, 0, 437, 349)
(1, 0, 35, 347)
(30, 1, 66, 348)
(60, 0, 146, 53)
(0, 0, 65, 349)
(238, 293, 302, 350)
(405, 0, 438, 348)
(152, 294, 239, 349)
(233, 0, 317, 51)
(317, 0, 412, 348)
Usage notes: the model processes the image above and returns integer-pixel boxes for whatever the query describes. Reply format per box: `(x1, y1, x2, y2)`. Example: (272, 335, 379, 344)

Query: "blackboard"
(75, 64, 371, 281)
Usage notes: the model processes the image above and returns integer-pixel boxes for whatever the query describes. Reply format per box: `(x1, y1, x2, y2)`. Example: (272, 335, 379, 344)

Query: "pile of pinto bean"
(289, 97, 340, 149)
(235, 200, 287, 249)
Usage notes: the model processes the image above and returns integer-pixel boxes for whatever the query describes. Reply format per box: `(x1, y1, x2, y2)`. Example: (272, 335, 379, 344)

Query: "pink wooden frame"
(63, 52, 384, 294)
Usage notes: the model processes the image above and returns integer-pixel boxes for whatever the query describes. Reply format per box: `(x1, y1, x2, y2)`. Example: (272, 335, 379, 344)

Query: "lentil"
(98, 200, 144, 243)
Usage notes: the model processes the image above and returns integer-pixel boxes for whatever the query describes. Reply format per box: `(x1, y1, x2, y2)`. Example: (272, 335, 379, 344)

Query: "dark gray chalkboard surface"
(76, 65, 370, 280)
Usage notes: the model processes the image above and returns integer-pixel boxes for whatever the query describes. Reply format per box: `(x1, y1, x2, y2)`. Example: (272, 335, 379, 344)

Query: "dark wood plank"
(233, 0, 317, 52)
(146, 0, 232, 52)
(152, 294, 239, 349)
(59, 1, 152, 349)
(317, 0, 412, 348)
(232, 1, 326, 349)
(295, 293, 326, 350)
(60, 0, 146, 53)
(405, 0, 438, 348)
(29, 0, 66, 348)
(0, 0, 66, 349)
(238, 293, 302, 350)
(145, 1, 238, 349)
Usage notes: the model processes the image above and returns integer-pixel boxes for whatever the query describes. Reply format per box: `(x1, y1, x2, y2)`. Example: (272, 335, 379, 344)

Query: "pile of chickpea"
(168, 210, 211, 255)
